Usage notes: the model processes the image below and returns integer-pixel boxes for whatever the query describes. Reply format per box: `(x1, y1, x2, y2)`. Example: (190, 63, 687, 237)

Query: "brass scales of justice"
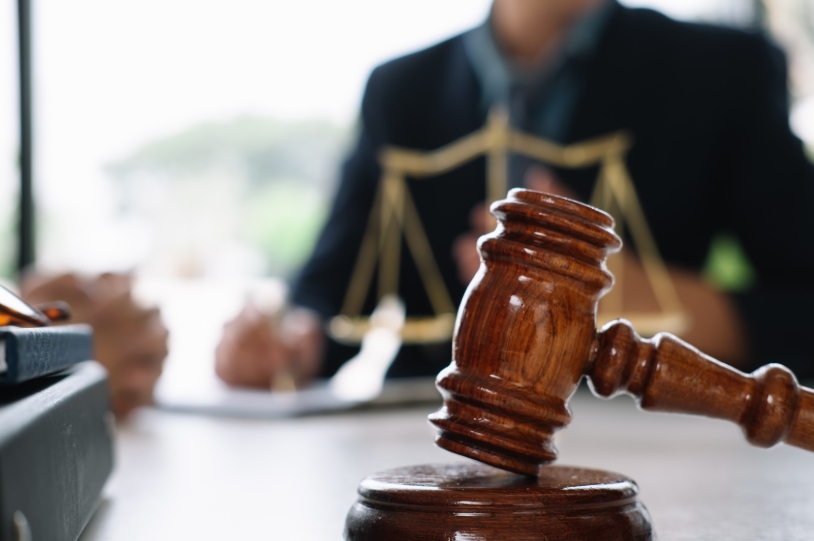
(327, 107, 689, 346)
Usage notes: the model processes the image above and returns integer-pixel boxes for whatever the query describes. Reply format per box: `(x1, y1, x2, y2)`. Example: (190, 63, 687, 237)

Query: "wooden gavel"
(429, 189, 814, 476)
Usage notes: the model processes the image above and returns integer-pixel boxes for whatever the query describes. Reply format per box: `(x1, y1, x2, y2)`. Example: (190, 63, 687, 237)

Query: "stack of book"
(0, 324, 114, 541)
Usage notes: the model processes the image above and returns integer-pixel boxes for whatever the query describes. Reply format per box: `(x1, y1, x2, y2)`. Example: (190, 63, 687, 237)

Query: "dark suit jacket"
(292, 3, 814, 379)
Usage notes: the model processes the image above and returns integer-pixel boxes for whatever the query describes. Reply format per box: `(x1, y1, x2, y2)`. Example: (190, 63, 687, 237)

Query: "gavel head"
(429, 189, 622, 476)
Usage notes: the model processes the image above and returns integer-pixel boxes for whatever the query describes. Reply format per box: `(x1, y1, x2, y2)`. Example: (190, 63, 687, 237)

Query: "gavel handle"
(588, 319, 814, 452)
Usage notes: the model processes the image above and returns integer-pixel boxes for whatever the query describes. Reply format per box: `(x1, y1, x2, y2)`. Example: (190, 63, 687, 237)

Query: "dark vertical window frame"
(16, 0, 34, 274)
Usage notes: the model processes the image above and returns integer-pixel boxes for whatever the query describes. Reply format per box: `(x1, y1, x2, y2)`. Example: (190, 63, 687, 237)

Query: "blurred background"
(2, 0, 813, 399)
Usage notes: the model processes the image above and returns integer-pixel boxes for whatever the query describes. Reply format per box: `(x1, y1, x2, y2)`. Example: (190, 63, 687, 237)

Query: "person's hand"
(602, 250, 749, 367)
(451, 202, 488, 285)
(523, 165, 578, 200)
(20, 273, 169, 417)
(215, 304, 324, 389)
(670, 267, 748, 367)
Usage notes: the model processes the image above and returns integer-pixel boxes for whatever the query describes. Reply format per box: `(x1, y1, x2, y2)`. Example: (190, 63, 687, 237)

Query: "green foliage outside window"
(107, 115, 350, 278)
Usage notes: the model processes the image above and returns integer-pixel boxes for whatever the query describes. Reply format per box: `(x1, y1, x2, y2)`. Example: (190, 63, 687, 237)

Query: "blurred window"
(1, 2, 18, 280)
(33, 0, 492, 279)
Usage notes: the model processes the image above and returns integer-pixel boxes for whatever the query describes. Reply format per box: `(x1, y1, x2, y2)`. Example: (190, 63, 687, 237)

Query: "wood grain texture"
(429, 189, 622, 475)
(430, 189, 814, 476)
(590, 320, 814, 452)
(345, 463, 653, 541)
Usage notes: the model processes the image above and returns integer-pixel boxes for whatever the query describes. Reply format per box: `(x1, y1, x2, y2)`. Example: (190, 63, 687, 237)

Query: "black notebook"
(0, 325, 93, 386)
(0, 362, 114, 541)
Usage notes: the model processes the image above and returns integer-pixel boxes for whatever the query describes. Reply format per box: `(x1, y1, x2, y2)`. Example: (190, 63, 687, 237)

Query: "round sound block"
(345, 463, 653, 540)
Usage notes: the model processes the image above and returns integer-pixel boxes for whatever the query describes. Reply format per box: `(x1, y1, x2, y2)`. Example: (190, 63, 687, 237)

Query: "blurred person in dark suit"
(216, 0, 814, 389)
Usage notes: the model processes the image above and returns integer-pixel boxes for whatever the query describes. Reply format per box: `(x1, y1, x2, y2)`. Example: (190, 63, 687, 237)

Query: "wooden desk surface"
(79, 389, 814, 541)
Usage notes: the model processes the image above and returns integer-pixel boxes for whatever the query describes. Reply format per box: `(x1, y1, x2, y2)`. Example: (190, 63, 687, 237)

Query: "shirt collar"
(464, 0, 617, 114)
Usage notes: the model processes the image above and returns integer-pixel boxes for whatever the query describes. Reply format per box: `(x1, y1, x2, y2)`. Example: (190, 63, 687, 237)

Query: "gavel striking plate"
(345, 189, 814, 540)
